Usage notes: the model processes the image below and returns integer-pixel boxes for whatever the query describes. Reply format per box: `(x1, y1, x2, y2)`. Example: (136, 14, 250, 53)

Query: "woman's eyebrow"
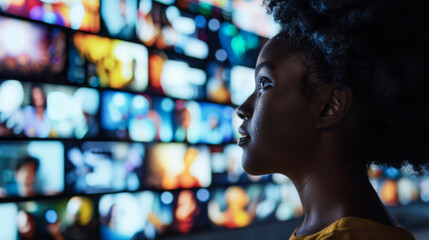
(255, 61, 275, 76)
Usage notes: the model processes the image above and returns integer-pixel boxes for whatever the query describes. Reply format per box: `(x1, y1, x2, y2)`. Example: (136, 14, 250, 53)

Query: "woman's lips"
(238, 135, 250, 146)
(238, 127, 251, 146)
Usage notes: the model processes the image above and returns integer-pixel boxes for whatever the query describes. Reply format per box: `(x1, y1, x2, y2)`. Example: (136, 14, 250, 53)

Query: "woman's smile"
(238, 126, 251, 146)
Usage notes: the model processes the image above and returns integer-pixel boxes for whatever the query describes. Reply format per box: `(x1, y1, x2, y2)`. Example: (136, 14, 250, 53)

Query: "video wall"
(0, 0, 428, 239)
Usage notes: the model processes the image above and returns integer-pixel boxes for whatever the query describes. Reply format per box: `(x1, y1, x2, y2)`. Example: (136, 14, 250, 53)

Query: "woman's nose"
(236, 93, 254, 120)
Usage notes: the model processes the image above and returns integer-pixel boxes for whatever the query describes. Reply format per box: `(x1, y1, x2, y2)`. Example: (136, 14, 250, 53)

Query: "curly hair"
(263, 0, 429, 173)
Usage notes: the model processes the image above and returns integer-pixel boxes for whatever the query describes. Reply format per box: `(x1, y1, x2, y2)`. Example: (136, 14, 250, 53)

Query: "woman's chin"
(241, 154, 270, 176)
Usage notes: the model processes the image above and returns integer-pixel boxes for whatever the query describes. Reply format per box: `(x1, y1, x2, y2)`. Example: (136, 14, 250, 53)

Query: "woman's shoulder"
(290, 217, 415, 240)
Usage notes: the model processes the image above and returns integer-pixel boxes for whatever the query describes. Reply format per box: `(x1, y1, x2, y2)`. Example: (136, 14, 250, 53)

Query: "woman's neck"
(290, 137, 395, 236)
(35, 107, 44, 119)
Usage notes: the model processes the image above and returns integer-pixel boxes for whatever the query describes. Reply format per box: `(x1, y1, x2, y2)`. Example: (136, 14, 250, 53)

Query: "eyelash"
(259, 77, 272, 90)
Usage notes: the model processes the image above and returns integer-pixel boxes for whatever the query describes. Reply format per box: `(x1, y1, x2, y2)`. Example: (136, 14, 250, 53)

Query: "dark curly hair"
(263, 0, 429, 173)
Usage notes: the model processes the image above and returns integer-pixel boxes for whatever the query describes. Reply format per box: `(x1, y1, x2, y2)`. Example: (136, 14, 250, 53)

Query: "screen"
(145, 143, 211, 190)
(66, 141, 146, 194)
(0, 0, 100, 32)
(101, 91, 174, 142)
(0, 16, 66, 78)
(0, 141, 64, 198)
(232, 0, 278, 38)
(0, 80, 100, 139)
(148, 50, 206, 100)
(137, 0, 209, 59)
(218, 22, 261, 67)
(154, 0, 232, 16)
(173, 100, 235, 144)
(99, 190, 209, 239)
(206, 62, 231, 104)
(101, 0, 138, 40)
(0, 196, 98, 240)
(421, 176, 429, 203)
(369, 164, 422, 207)
(210, 144, 271, 186)
(69, 33, 149, 91)
(230, 65, 255, 105)
(208, 183, 303, 229)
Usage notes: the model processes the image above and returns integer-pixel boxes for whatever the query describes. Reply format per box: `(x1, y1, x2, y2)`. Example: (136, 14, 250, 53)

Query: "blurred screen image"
(218, 22, 261, 67)
(369, 164, 422, 207)
(66, 141, 145, 194)
(206, 62, 231, 104)
(137, 0, 209, 59)
(101, 0, 138, 40)
(0, 80, 100, 139)
(0, 141, 64, 198)
(199, 0, 232, 12)
(0, 0, 100, 32)
(0, 197, 98, 240)
(230, 65, 255, 105)
(174, 100, 235, 144)
(421, 176, 429, 203)
(69, 33, 148, 91)
(208, 183, 303, 229)
(145, 143, 211, 190)
(210, 144, 271, 186)
(0, 16, 66, 77)
(206, 63, 257, 106)
(154, 0, 231, 16)
(148, 50, 206, 100)
(232, 0, 278, 38)
(101, 91, 174, 142)
(99, 190, 209, 239)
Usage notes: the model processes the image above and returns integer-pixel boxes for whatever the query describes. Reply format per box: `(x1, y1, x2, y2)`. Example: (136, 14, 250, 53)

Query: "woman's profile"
(236, 0, 429, 239)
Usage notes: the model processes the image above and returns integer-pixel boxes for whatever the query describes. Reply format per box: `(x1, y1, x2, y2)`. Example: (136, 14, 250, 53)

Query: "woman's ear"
(315, 85, 353, 129)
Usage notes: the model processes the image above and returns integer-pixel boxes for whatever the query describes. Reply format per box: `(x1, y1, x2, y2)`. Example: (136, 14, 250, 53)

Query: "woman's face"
(31, 87, 45, 108)
(237, 37, 320, 176)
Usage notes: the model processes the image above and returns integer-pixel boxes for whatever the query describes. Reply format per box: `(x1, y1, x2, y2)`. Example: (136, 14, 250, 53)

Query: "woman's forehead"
(256, 36, 294, 67)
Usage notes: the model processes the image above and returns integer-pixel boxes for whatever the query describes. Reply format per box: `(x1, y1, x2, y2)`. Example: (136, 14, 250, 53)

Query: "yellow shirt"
(290, 217, 415, 240)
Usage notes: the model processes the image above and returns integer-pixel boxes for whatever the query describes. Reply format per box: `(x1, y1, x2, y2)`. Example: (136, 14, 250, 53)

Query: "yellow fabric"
(289, 217, 415, 240)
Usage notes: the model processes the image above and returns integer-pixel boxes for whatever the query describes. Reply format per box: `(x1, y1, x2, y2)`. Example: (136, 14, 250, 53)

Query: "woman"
(22, 85, 51, 138)
(236, 0, 428, 239)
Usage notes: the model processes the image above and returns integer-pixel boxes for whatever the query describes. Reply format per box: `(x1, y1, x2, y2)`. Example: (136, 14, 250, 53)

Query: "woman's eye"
(259, 77, 271, 89)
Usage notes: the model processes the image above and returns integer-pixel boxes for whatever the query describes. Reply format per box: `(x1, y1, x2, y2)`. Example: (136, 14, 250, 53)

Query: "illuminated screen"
(101, 91, 174, 142)
(206, 62, 231, 104)
(66, 141, 146, 194)
(0, 141, 64, 198)
(210, 144, 271, 186)
(145, 143, 211, 189)
(232, 0, 278, 38)
(230, 65, 255, 105)
(218, 22, 261, 67)
(0, 80, 99, 139)
(101, 0, 137, 40)
(0, 16, 66, 77)
(154, 0, 232, 15)
(369, 164, 423, 207)
(174, 100, 235, 144)
(209, 183, 303, 229)
(149, 51, 206, 100)
(0, 0, 100, 32)
(69, 33, 149, 91)
(137, 0, 209, 59)
(199, 0, 232, 11)
(421, 176, 429, 203)
(0, 197, 97, 240)
(99, 190, 209, 239)
(205, 63, 257, 106)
